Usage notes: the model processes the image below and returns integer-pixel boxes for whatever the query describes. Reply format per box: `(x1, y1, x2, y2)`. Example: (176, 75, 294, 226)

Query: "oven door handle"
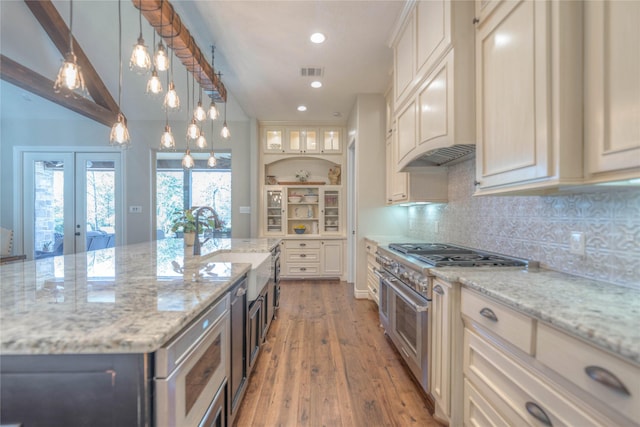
(373, 268, 388, 281)
(382, 277, 429, 312)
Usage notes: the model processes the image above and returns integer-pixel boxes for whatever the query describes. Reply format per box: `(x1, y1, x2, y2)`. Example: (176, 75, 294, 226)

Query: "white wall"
(348, 94, 407, 296)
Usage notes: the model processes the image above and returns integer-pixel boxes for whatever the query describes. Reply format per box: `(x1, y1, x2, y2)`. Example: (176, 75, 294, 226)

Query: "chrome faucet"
(192, 206, 217, 256)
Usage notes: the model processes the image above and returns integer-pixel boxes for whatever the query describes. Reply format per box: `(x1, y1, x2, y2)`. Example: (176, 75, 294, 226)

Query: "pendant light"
(154, 0, 169, 72)
(207, 46, 220, 120)
(130, 0, 151, 74)
(219, 72, 230, 139)
(195, 126, 207, 149)
(53, 0, 86, 94)
(163, 13, 179, 111)
(182, 148, 195, 169)
(146, 31, 163, 95)
(194, 86, 207, 122)
(207, 119, 217, 167)
(186, 66, 199, 140)
(110, 0, 130, 146)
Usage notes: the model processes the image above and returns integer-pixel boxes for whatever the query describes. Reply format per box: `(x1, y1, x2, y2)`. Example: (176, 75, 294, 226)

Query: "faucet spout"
(192, 206, 218, 256)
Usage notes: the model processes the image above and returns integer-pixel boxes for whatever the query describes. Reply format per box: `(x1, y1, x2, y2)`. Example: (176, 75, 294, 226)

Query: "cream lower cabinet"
(584, 0, 640, 183)
(365, 240, 379, 304)
(281, 239, 344, 279)
(474, 0, 583, 195)
(461, 288, 633, 427)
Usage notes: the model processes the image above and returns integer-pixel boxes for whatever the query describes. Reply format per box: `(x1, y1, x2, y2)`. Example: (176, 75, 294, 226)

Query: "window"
(156, 152, 232, 239)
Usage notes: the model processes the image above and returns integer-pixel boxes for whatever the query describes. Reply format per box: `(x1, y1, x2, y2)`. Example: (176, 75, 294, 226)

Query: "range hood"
(402, 144, 476, 170)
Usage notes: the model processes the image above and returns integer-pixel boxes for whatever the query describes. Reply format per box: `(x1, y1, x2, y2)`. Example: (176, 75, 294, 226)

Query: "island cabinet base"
(0, 353, 152, 426)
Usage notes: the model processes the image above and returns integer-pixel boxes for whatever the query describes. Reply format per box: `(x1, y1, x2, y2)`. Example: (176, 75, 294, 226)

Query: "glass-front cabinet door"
(321, 129, 342, 153)
(322, 189, 341, 234)
(265, 188, 284, 235)
(263, 127, 284, 153)
(286, 187, 319, 235)
(287, 129, 318, 153)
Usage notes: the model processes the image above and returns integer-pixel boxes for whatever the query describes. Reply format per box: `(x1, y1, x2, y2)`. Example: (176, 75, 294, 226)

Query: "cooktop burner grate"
(387, 242, 529, 267)
(388, 243, 472, 254)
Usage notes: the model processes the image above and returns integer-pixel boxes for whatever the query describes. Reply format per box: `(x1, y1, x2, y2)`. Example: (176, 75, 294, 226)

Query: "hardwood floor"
(234, 280, 442, 427)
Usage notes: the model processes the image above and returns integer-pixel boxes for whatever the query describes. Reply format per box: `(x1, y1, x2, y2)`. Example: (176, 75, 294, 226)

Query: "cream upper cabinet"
(474, 0, 583, 195)
(397, 99, 417, 165)
(261, 125, 342, 154)
(262, 127, 285, 153)
(584, 0, 640, 183)
(386, 132, 409, 203)
(320, 129, 342, 153)
(288, 128, 318, 154)
(394, 8, 415, 106)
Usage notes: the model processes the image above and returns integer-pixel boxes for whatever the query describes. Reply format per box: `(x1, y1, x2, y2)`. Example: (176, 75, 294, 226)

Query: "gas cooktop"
(388, 242, 528, 268)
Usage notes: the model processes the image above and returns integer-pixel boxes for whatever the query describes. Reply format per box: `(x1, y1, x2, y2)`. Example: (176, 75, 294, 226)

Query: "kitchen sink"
(207, 252, 271, 301)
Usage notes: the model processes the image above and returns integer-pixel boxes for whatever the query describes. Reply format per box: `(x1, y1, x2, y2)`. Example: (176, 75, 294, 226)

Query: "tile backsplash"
(408, 159, 640, 289)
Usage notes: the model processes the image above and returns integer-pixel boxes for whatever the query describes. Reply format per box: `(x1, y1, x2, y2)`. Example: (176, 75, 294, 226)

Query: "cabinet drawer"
(461, 288, 534, 354)
(284, 240, 321, 249)
(365, 241, 378, 256)
(464, 328, 606, 427)
(285, 249, 320, 263)
(285, 263, 320, 276)
(537, 322, 640, 423)
(464, 378, 511, 427)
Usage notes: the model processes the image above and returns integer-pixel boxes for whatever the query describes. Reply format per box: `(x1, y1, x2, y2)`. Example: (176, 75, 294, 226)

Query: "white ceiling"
(0, 0, 406, 124)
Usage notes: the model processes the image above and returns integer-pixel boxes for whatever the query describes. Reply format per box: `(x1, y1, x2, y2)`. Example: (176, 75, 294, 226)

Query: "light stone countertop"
(368, 236, 640, 366)
(430, 267, 640, 365)
(0, 238, 280, 355)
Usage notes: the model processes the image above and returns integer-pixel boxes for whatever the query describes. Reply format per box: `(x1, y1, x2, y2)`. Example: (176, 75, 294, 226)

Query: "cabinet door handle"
(433, 285, 444, 296)
(236, 287, 247, 297)
(474, 180, 481, 186)
(472, 17, 480, 24)
(525, 402, 552, 426)
(585, 366, 631, 396)
(479, 307, 498, 322)
(366, 245, 371, 250)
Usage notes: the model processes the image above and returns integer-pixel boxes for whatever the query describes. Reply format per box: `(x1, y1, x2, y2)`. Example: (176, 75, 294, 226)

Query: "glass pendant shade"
(207, 152, 217, 168)
(194, 102, 207, 121)
(54, 52, 86, 93)
(146, 69, 163, 95)
(195, 131, 207, 149)
(110, 113, 130, 146)
(208, 101, 219, 120)
(221, 121, 231, 139)
(160, 124, 175, 149)
(186, 119, 199, 140)
(164, 81, 180, 110)
(182, 149, 195, 169)
(154, 42, 169, 71)
(130, 36, 151, 74)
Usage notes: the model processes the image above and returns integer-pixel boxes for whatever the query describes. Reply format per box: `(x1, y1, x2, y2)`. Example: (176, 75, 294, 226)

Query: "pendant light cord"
(68, 0, 74, 53)
(138, 0, 143, 38)
(117, 0, 122, 110)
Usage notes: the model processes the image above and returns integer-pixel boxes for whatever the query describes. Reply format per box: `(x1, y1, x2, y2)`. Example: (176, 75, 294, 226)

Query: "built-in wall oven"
(155, 293, 230, 427)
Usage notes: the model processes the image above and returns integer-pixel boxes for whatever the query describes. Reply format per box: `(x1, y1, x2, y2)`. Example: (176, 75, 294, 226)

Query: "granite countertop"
(0, 238, 280, 356)
(431, 267, 640, 366)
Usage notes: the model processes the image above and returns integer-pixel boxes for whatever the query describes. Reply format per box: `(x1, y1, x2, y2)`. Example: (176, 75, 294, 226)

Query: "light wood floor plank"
(234, 280, 441, 427)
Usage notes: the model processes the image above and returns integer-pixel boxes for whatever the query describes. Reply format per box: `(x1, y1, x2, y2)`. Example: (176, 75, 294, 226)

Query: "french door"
(21, 151, 123, 260)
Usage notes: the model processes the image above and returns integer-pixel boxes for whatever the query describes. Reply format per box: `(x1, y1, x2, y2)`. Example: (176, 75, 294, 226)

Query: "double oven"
(375, 243, 530, 395)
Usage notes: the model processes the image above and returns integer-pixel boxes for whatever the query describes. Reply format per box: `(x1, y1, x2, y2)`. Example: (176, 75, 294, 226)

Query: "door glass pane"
(84, 160, 116, 252)
(289, 131, 301, 150)
(192, 170, 231, 237)
(266, 190, 283, 233)
(266, 130, 282, 150)
(324, 130, 339, 150)
(34, 161, 65, 260)
(395, 295, 417, 353)
(305, 131, 317, 151)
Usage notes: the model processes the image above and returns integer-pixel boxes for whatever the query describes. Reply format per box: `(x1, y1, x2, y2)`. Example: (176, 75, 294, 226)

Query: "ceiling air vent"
(300, 67, 324, 77)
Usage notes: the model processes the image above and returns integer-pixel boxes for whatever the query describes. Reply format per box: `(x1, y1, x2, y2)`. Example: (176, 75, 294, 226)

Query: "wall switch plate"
(129, 205, 142, 214)
(239, 206, 251, 214)
(569, 231, 585, 256)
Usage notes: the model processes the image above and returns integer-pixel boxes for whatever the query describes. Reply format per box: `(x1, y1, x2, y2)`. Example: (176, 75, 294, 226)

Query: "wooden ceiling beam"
(134, 0, 227, 102)
(24, 0, 120, 115)
(1, 55, 118, 127)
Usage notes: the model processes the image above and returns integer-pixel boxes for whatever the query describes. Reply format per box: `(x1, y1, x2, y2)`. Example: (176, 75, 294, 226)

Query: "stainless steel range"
(374, 242, 532, 395)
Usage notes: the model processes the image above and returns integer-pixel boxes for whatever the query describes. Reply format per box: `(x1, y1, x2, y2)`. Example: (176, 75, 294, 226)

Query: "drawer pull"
(525, 402, 552, 426)
(479, 307, 498, 322)
(585, 365, 631, 396)
(300, 254, 307, 258)
(433, 285, 444, 296)
(299, 243, 306, 247)
(300, 267, 307, 271)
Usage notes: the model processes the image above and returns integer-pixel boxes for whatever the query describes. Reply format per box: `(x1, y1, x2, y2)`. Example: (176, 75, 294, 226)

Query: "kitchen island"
(0, 237, 279, 426)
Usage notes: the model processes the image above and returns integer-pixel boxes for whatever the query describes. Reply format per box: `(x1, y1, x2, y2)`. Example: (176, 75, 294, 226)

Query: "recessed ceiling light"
(310, 81, 322, 89)
(297, 105, 307, 112)
(310, 32, 326, 44)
